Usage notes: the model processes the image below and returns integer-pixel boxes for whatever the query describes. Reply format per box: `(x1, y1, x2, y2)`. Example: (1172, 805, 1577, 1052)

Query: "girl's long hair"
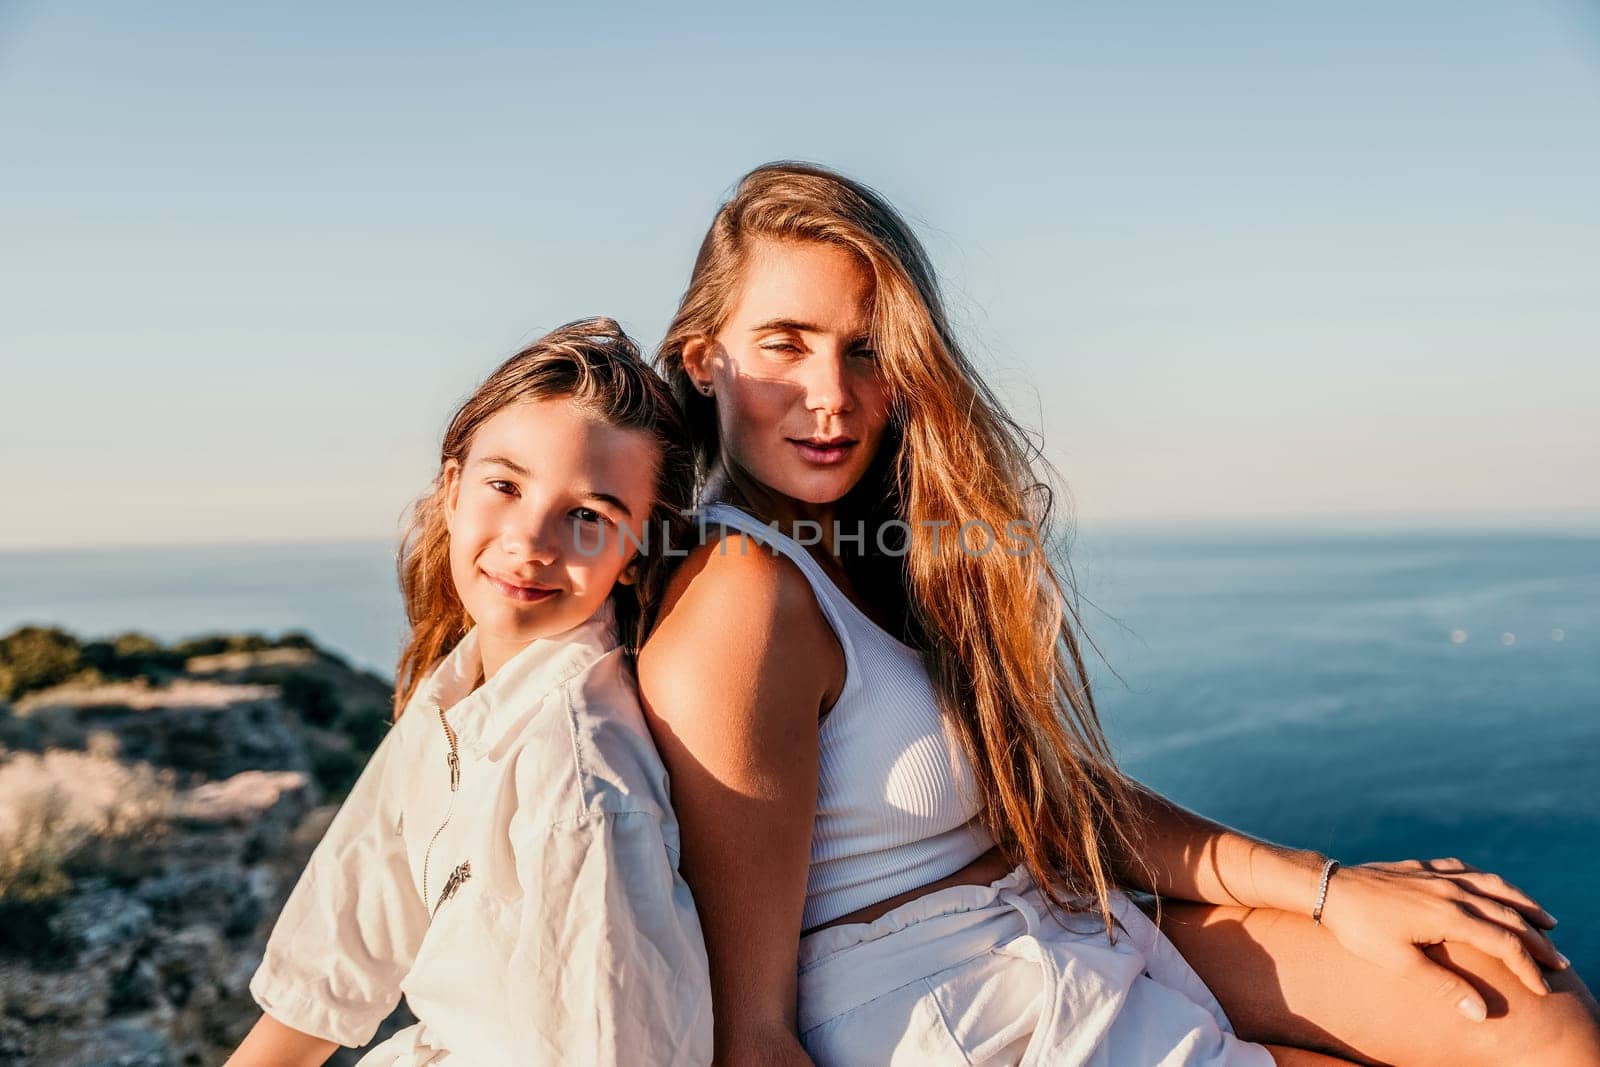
(656, 162, 1156, 935)
(393, 317, 695, 718)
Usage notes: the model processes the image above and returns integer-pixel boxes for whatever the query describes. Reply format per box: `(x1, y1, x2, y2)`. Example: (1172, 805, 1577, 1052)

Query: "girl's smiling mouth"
(481, 569, 559, 602)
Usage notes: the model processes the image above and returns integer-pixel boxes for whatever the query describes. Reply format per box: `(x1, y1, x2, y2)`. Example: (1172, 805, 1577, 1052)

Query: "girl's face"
(684, 239, 893, 509)
(444, 397, 658, 673)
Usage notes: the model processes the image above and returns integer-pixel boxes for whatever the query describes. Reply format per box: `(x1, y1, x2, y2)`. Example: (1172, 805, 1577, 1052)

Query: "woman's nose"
(803, 353, 854, 416)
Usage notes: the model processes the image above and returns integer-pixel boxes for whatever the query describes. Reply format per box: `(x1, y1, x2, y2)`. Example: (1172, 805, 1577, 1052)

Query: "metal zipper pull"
(432, 860, 471, 916)
(438, 706, 461, 791)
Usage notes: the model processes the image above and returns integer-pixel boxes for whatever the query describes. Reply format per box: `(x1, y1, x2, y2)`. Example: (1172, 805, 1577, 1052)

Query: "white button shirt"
(249, 603, 713, 1066)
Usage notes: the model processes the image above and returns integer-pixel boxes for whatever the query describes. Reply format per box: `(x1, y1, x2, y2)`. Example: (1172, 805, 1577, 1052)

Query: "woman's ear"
(615, 553, 640, 587)
(680, 336, 715, 393)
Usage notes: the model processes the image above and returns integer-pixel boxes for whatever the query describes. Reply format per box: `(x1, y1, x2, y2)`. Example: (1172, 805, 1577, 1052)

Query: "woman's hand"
(1317, 856, 1568, 1020)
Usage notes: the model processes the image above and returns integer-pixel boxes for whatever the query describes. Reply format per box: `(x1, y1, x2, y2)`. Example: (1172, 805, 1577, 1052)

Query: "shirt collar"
(419, 599, 621, 760)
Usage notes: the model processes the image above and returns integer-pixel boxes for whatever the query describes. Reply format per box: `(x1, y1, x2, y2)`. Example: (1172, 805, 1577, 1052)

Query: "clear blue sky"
(2, 1, 1596, 549)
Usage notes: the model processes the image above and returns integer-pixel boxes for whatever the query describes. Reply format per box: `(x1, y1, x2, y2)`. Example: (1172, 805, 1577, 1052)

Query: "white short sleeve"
(249, 720, 429, 1046)
(503, 809, 714, 1065)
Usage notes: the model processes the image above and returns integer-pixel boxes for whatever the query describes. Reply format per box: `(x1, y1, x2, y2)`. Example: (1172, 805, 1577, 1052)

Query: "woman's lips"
(482, 570, 558, 603)
(790, 439, 857, 466)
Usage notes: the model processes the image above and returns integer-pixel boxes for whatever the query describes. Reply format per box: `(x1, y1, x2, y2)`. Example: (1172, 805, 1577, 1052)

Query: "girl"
(229, 318, 712, 1066)
(636, 163, 1600, 1065)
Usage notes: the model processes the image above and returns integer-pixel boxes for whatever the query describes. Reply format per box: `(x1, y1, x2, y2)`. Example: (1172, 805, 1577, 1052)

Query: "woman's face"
(684, 239, 893, 508)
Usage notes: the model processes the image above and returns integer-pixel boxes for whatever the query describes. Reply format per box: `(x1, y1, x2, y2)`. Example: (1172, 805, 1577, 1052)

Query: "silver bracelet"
(1312, 858, 1340, 925)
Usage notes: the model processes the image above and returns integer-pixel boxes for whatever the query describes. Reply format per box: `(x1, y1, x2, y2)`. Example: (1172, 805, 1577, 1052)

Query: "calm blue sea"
(2, 527, 1596, 981)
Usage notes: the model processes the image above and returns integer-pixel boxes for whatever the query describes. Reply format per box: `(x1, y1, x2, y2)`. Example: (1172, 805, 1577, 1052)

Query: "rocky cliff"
(0, 627, 413, 1066)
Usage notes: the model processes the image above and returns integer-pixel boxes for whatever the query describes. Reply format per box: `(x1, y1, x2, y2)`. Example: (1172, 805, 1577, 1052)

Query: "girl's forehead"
(473, 396, 609, 442)
(467, 399, 659, 482)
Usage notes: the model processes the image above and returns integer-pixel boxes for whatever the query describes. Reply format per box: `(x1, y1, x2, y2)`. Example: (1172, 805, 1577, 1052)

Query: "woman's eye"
(852, 348, 878, 361)
(571, 507, 609, 526)
(487, 479, 518, 496)
(760, 341, 801, 355)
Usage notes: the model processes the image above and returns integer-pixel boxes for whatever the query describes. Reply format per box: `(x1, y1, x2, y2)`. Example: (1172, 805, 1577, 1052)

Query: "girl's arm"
(637, 537, 843, 1065)
(225, 1013, 339, 1067)
(1111, 777, 1568, 1000)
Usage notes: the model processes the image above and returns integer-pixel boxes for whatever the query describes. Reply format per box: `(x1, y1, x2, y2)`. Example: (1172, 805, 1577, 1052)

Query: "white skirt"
(797, 865, 1278, 1067)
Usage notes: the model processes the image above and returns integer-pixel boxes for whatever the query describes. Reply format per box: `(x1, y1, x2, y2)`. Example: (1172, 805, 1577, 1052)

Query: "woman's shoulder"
(636, 524, 845, 735)
(651, 524, 833, 651)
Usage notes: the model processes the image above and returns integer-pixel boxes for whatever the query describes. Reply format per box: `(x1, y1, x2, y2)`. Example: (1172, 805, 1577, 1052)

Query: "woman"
(636, 162, 1600, 1065)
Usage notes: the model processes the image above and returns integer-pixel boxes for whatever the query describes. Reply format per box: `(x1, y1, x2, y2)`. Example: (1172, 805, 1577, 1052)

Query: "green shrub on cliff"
(170, 632, 315, 658)
(0, 626, 326, 702)
(0, 627, 88, 701)
(82, 632, 187, 681)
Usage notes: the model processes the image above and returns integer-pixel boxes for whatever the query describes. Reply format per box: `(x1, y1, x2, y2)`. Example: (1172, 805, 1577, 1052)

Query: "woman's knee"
(1427, 941, 1600, 1067)
(1523, 962, 1600, 1067)
(1488, 1003, 1600, 1067)
(1152, 898, 1600, 1067)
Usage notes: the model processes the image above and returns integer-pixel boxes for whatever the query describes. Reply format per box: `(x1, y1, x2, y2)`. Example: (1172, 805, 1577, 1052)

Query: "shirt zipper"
(421, 703, 463, 917)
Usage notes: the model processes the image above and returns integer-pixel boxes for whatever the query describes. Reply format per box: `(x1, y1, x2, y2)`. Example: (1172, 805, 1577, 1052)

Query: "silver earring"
(700, 382, 713, 396)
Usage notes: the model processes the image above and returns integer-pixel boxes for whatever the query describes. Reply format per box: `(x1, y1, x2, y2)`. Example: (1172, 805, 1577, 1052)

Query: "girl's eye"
(571, 507, 609, 526)
(851, 348, 878, 361)
(488, 479, 518, 496)
(760, 341, 801, 355)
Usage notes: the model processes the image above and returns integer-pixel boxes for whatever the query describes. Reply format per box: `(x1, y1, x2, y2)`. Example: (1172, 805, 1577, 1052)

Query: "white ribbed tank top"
(699, 503, 995, 930)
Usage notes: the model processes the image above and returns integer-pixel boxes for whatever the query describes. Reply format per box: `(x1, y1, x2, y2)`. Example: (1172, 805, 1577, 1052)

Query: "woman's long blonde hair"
(657, 162, 1156, 935)
(393, 317, 695, 719)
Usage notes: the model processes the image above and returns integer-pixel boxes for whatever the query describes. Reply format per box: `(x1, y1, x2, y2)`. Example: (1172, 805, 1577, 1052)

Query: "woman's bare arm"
(637, 534, 843, 1064)
(225, 1013, 339, 1067)
(1109, 777, 1325, 913)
